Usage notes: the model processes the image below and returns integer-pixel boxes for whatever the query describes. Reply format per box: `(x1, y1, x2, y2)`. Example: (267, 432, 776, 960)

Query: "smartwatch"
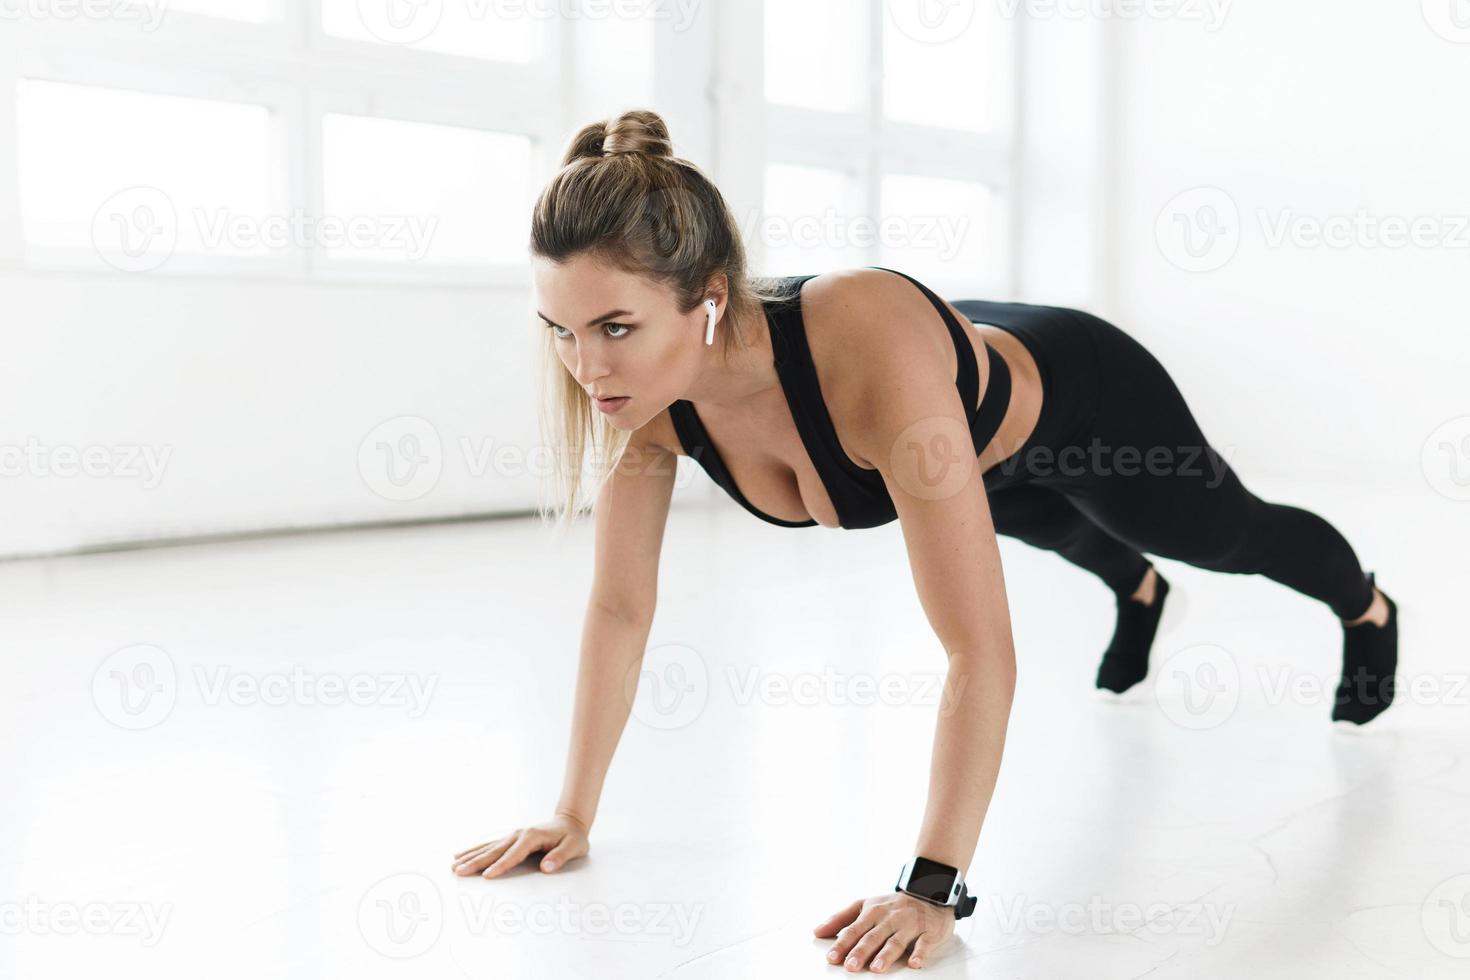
(895, 856, 978, 919)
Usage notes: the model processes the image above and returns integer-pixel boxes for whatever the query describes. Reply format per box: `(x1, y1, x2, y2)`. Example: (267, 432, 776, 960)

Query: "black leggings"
(953, 299, 1375, 621)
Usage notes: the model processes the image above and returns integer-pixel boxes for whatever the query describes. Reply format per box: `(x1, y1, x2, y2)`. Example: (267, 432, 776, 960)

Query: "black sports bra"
(668, 266, 1012, 530)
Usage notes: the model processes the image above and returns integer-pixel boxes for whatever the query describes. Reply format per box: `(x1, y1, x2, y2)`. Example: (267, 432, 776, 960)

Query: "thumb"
(813, 897, 864, 937)
(538, 837, 582, 873)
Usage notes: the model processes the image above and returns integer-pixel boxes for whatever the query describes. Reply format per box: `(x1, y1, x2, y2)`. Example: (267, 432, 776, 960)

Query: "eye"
(548, 324, 571, 340)
(604, 323, 633, 338)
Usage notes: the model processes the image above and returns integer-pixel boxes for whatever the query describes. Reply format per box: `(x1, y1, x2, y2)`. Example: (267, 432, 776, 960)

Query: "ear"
(701, 271, 731, 314)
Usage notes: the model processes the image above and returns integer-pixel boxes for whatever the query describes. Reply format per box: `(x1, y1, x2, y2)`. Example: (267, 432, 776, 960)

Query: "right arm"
(554, 428, 676, 831)
(451, 421, 677, 878)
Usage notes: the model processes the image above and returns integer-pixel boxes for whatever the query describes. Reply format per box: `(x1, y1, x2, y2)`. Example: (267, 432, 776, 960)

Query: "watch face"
(907, 857, 960, 904)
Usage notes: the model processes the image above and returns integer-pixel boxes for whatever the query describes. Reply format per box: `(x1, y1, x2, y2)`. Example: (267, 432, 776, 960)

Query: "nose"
(570, 339, 611, 389)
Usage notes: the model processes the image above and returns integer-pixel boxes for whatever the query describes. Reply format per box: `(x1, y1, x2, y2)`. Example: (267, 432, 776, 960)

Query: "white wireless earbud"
(703, 298, 717, 346)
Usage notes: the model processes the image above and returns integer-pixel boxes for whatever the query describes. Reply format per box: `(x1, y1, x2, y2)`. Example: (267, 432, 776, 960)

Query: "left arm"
(813, 324, 1018, 973)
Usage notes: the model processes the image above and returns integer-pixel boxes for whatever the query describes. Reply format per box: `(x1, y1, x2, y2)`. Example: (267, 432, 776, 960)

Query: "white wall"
(0, 272, 546, 556)
(1103, 2, 1470, 488)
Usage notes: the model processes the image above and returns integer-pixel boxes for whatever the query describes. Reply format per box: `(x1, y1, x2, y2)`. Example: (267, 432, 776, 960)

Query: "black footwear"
(1333, 571, 1398, 725)
(1096, 570, 1171, 695)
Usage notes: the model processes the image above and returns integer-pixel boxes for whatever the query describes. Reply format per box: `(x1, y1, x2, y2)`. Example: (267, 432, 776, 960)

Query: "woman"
(449, 110, 1398, 973)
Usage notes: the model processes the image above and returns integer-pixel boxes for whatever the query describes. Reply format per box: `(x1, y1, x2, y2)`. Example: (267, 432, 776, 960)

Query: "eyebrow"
(536, 308, 634, 330)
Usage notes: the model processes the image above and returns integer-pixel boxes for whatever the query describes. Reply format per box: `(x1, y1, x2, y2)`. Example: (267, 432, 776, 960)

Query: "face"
(533, 253, 718, 429)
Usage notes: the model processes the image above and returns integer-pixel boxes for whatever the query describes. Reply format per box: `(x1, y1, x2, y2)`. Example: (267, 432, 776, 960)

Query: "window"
(755, 0, 1016, 296)
(322, 114, 533, 266)
(880, 174, 1002, 294)
(5, 5, 561, 281)
(17, 81, 273, 266)
(761, 163, 868, 275)
(763, 0, 868, 113)
(319, 0, 545, 62)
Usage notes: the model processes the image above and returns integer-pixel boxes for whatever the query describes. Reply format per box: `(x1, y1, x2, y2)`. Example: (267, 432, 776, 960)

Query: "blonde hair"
(530, 109, 792, 530)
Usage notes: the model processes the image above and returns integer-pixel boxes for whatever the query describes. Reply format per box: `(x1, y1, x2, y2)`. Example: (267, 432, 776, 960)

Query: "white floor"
(2, 476, 1467, 979)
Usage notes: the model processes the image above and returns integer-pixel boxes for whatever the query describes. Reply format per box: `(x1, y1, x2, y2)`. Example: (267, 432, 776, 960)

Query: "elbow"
(590, 594, 657, 629)
(947, 647, 1016, 696)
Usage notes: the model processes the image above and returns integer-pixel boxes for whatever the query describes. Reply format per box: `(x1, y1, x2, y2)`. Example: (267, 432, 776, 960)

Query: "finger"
(538, 838, 581, 873)
(450, 844, 493, 872)
(453, 840, 494, 860)
(482, 830, 547, 879)
(844, 922, 897, 973)
(871, 931, 917, 974)
(909, 931, 939, 970)
(814, 897, 865, 937)
(452, 841, 509, 876)
(453, 836, 515, 873)
(827, 914, 876, 966)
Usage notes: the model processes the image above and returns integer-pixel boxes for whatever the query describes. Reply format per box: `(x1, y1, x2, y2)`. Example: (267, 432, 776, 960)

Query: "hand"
(814, 891, 955, 972)
(450, 812, 590, 878)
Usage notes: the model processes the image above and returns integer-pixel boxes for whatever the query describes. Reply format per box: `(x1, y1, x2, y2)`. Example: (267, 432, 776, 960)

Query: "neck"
(679, 294, 780, 407)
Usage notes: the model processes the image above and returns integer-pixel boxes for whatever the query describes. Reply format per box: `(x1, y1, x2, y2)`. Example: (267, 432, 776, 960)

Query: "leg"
(987, 484, 1173, 693)
(1042, 311, 1394, 720)
(987, 483, 1152, 596)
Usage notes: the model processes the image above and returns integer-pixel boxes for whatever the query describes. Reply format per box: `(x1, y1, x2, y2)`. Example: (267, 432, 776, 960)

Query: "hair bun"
(563, 110, 673, 166)
(603, 110, 672, 158)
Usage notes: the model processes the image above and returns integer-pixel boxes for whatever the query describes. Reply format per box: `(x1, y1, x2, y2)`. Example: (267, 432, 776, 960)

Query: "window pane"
(321, 114, 532, 266)
(761, 164, 868, 275)
(882, 4, 1012, 132)
(164, 0, 278, 22)
(571, 12, 654, 117)
(764, 0, 866, 113)
(321, 0, 543, 62)
(879, 174, 1001, 294)
(16, 80, 272, 264)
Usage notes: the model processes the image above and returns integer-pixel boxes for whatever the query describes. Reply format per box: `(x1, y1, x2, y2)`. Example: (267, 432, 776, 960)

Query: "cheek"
(642, 335, 689, 385)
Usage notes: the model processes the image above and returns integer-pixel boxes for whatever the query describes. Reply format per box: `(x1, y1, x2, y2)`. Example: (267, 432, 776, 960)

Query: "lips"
(593, 395, 630, 414)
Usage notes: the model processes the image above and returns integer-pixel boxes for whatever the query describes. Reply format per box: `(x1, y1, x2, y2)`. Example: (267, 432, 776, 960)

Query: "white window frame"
(708, 0, 1023, 296)
(0, 2, 570, 286)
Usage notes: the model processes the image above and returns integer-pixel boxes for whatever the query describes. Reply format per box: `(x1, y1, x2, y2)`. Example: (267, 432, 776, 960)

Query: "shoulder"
(800, 267, 963, 380)
(798, 268, 969, 465)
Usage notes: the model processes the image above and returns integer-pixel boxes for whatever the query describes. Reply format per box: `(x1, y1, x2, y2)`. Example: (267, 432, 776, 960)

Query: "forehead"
(531, 254, 670, 315)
